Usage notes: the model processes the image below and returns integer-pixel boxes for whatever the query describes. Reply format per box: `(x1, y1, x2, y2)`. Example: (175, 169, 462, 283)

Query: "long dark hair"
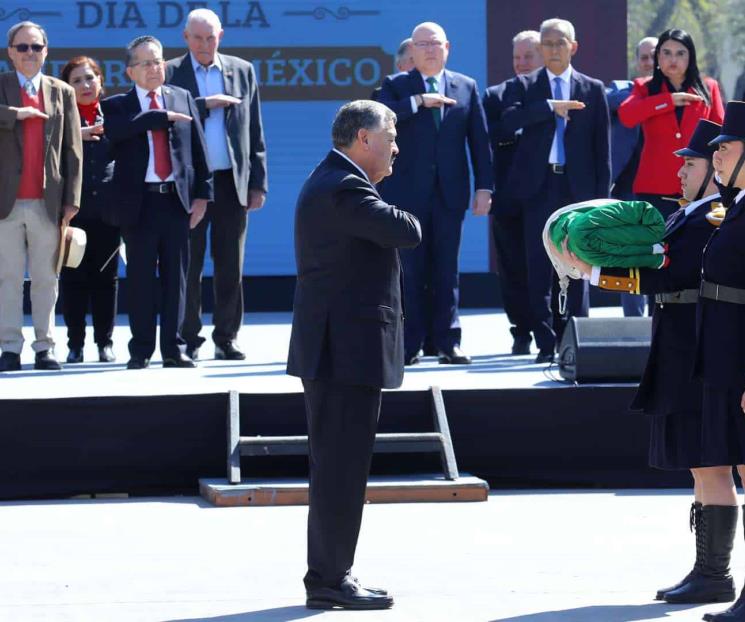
(647, 28, 710, 105)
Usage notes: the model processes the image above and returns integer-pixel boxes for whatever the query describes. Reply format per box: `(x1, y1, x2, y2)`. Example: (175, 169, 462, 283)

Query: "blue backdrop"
(1, 0, 489, 275)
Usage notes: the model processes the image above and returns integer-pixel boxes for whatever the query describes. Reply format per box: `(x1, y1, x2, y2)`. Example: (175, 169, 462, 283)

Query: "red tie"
(147, 91, 172, 181)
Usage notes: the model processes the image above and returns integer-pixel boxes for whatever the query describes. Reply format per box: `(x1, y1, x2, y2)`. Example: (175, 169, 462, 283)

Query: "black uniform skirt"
(649, 409, 704, 470)
(700, 383, 745, 466)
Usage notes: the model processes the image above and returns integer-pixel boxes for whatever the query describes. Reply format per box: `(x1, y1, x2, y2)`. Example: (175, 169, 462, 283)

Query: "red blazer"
(618, 76, 724, 195)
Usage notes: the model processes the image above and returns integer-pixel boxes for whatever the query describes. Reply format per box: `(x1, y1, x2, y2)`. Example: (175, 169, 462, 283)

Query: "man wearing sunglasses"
(0, 21, 83, 372)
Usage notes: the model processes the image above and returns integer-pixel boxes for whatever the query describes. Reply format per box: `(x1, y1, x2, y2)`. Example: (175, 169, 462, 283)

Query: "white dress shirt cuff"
(590, 266, 601, 286)
(547, 100, 554, 112)
(410, 96, 419, 113)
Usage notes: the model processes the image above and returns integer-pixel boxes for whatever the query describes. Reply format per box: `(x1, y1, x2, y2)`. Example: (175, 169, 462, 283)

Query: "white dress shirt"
(135, 84, 175, 183)
(546, 65, 572, 165)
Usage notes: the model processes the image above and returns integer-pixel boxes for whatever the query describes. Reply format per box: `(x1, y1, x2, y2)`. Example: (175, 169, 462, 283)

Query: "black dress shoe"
(215, 342, 245, 360)
(162, 353, 196, 368)
(185, 345, 200, 361)
(306, 581, 393, 610)
(66, 348, 84, 364)
(98, 345, 115, 363)
(345, 575, 388, 596)
(511, 335, 532, 355)
(34, 350, 62, 370)
(126, 357, 150, 370)
(0, 351, 21, 372)
(438, 346, 472, 365)
(405, 350, 421, 366)
(535, 350, 554, 364)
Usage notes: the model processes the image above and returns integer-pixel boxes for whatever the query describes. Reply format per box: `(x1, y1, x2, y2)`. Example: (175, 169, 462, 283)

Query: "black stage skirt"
(648, 409, 704, 471)
(700, 383, 745, 467)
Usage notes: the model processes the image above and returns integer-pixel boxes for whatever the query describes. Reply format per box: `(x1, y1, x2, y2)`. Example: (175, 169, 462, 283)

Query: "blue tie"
(553, 77, 566, 166)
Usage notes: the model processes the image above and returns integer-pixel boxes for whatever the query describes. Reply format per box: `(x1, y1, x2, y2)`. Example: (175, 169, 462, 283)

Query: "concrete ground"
(2, 490, 742, 622)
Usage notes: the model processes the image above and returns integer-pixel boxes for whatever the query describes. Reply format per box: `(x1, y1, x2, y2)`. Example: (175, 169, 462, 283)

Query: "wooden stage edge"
(199, 474, 489, 507)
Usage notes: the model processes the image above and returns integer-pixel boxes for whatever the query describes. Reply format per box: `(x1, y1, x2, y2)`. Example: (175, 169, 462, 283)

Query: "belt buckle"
(715, 284, 720, 301)
(551, 163, 564, 174)
(158, 183, 169, 194)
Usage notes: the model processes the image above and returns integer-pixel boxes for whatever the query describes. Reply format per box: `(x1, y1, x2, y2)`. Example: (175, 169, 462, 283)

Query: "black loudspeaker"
(558, 317, 652, 382)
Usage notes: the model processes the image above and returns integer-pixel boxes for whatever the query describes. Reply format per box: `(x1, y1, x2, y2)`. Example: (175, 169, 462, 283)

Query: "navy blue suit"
(102, 85, 212, 360)
(502, 67, 610, 352)
(378, 68, 493, 356)
(599, 197, 718, 469)
(483, 78, 531, 341)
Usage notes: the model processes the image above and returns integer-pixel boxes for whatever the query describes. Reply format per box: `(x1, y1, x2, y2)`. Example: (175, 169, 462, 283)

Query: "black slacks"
(60, 218, 120, 349)
(122, 191, 189, 359)
(182, 170, 247, 349)
(301, 377, 382, 590)
(492, 212, 531, 339)
(522, 170, 589, 352)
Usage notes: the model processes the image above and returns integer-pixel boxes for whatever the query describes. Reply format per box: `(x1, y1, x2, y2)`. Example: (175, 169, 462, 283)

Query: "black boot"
(656, 502, 702, 600)
(702, 505, 745, 621)
(665, 505, 736, 604)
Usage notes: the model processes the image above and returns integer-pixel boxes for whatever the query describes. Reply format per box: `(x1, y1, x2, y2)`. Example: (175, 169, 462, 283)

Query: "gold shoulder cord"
(706, 201, 727, 227)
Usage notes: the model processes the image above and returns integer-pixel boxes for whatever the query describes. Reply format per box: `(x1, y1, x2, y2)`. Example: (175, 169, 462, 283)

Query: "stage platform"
(1, 308, 622, 398)
(0, 308, 693, 500)
(0, 490, 736, 622)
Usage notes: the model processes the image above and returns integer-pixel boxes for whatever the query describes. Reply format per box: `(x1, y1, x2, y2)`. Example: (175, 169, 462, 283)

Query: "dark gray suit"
(166, 52, 267, 351)
(287, 150, 421, 589)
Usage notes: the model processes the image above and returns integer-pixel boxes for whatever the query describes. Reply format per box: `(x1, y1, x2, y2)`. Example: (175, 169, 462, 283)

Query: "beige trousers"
(0, 199, 59, 354)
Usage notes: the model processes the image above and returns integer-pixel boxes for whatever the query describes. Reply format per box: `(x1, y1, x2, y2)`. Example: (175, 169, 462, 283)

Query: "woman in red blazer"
(619, 28, 724, 218)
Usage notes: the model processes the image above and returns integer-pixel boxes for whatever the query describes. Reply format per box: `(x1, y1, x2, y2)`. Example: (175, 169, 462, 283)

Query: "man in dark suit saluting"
(501, 18, 610, 363)
(483, 30, 543, 356)
(166, 8, 267, 362)
(378, 21, 493, 366)
(102, 35, 213, 369)
(287, 100, 421, 610)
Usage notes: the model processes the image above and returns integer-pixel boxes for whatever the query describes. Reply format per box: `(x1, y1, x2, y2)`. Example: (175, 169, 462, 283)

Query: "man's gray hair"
(185, 8, 222, 31)
(512, 30, 540, 47)
(636, 36, 658, 56)
(7, 21, 48, 47)
(332, 100, 396, 149)
(126, 35, 163, 66)
(395, 38, 412, 66)
(540, 18, 576, 43)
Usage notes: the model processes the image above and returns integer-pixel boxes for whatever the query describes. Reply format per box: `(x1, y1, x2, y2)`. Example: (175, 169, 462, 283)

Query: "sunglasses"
(10, 43, 45, 53)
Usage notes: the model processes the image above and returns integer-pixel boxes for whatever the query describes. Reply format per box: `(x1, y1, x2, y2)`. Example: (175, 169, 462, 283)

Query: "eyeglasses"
(10, 43, 45, 53)
(413, 41, 445, 49)
(129, 59, 164, 69)
(541, 40, 570, 50)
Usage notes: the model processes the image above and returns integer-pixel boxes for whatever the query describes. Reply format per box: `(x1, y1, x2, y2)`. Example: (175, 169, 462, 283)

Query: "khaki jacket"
(0, 72, 82, 222)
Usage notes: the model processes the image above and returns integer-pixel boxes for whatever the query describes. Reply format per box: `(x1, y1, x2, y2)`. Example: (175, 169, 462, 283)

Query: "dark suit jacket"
(165, 53, 267, 206)
(287, 150, 422, 389)
(483, 78, 520, 216)
(599, 197, 717, 415)
(377, 68, 493, 213)
(694, 195, 745, 389)
(101, 85, 213, 228)
(0, 72, 82, 221)
(606, 80, 638, 184)
(501, 67, 611, 203)
(78, 108, 114, 222)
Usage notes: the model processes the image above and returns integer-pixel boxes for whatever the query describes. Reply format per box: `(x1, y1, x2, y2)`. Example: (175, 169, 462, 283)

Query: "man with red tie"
(102, 36, 212, 369)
